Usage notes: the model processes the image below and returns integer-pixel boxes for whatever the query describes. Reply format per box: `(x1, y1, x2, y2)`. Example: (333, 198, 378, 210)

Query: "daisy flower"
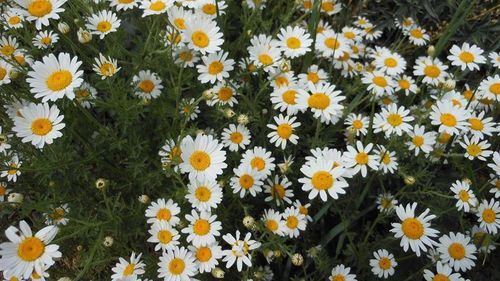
(264, 175, 294, 206)
(85, 10, 121, 39)
(423, 262, 465, 281)
(186, 178, 222, 212)
(344, 113, 369, 136)
(245, 0, 266, 10)
(267, 114, 300, 149)
(132, 70, 163, 99)
(43, 204, 70, 226)
(189, 243, 223, 273)
(390, 203, 439, 256)
(184, 16, 223, 54)
(395, 75, 417, 95)
(471, 225, 496, 254)
(270, 86, 307, 116)
(373, 104, 414, 136)
(298, 65, 328, 87)
(167, 5, 192, 31)
(328, 264, 357, 281)
(269, 70, 297, 89)
(32, 30, 58, 49)
(197, 51, 235, 84)
(406, 125, 437, 156)
(0, 126, 12, 153)
(0, 36, 18, 58)
(490, 174, 500, 198)
(277, 26, 312, 58)
(248, 43, 282, 73)
(208, 81, 239, 107)
(179, 133, 227, 181)
(174, 45, 199, 67)
(282, 207, 307, 238)
(240, 146, 275, 177)
(373, 146, 398, 174)
(450, 180, 477, 213)
(476, 199, 500, 234)
(262, 209, 286, 236)
(140, 0, 172, 16)
(395, 17, 415, 31)
(92, 53, 120, 79)
(430, 101, 470, 135)
(0, 182, 10, 202)
(478, 74, 500, 101)
(447, 42, 486, 71)
(459, 136, 492, 161)
(27, 53, 83, 102)
(343, 141, 379, 177)
(341, 26, 362, 42)
(488, 152, 500, 175)
(362, 70, 396, 96)
(413, 56, 449, 86)
(111, 252, 145, 281)
(230, 164, 264, 198)
(0, 220, 61, 279)
(14, 0, 67, 30)
(182, 210, 222, 247)
(145, 198, 181, 226)
(376, 193, 398, 213)
(297, 82, 345, 124)
(320, 0, 342, 15)
(488, 51, 500, 68)
(147, 221, 180, 252)
(179, 98, 200, 120)
(109, 0, 138, 10)
(3, 9, 24, 29)
(437, 232, 477, 272)
(0, 61, 12, 85)
(157, 246, 197, 281)
(407, 26, 429, 46)
(370, 249, 397, 279)
(1, 154, 22, 182)
(375, 51, 406, 75)
(467, 111, 497, 140)
(299, 157, 348, 201)
(221, 231, 261, 272)
(74, 82, 98, 108)
(159, 138, 182, 171)
(12, 103, 65, 149)
(220, 124, 251, 152)
(316, 30, 350, 59)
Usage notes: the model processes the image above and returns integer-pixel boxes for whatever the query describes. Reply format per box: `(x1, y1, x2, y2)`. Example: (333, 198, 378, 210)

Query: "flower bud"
(58, 22, 70, 34)
(237, 114, 249, 125)
(211, 267, 225, 279)
(427, 45, 436, 57)
(291, 253, 304, 266)
(223, 108, 235, 118)
(202, 89, 214, 101)
(404, 176, 415, 186)
(8, 193, 23, 204)
(138, 195, 150, 204)
(242, 215, 256, 229)
(77, 28, 92, 44)
(95, 178, 108, 190)
(103, 236, 114, 247)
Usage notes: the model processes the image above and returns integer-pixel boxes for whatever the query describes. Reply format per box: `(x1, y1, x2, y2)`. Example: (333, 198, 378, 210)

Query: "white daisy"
(240, 146, 275, 177)
(343, 141, 379, 177)
(2, 9, 24, 29)
(263, 175, 294, 206)
(43, 204, 70, 226)
(344, 113, 369, 136)
(221, 124, 251, 152)
(489, 174, 500, 198)
(261, 209, 286, 236)
(375, 51, 406, 75)
(406, 26, 429, 46)
(140, 0, 172, 16)
(14, 0, 67, 30)
(390, 202, 439, 256)
(395, 74, 418, 95)
(182, 210, 222, 247)
(221, 231, 261, 272)
(316, 30, 350, 59)
(430, 101, 470, 135)
(147, 221, 180, 252)
(450, 180, 477, 213)
(0, 61, 12, 86)
(373, 103, 414, 136)
(179, 98, 200, 121)
(423, 262, 465, 281)
(447, 42, 486, 71)
(185, 178, 222, 212)
(437, 232, 477, 272)
(27, 53, 83, 102)
(32, 30, 58, 49)
(488, 51, 500, 69)
(373, 146, 398, 174)
(184, 16, 223, 54)
(267, 114, 300, 149)
(197, 51, 234, 84)
(12, 103, 65, 149)
(188, 243, 223, 273)
(370, 249, 397, 279)
(362, 71, 396, 96)
(92, 53, 120, 79)
(111, 252, 145, 281)
(405, 125, 436, 156)
(478, 74, 500, 101)
(282, 206, 307, 238)
(299, 157, 348, 201)
(145, 198, 181, 226)
(208, 81, 239, 107)
(157, 246, 197, 281)
(459, 136, 492, 161)
(277, 26, 312, 58)
(413, 56, 449, 86)
(270, 86, 307, 116)
(109, 0, 138, 11)
(0, 154, 22, 182)
(74, 82, 98, 108)
(230, 164, 264, 198)
(376, 193, 398, 214)
(85, 10, 121, 39)
(328, 264, 357, 281)
(132, 70, 163, 99)
(466, 111, 497, 140)
(476, 199, 500, 234)
(488, 152, 500, 176)
(297, 82, 345, 124)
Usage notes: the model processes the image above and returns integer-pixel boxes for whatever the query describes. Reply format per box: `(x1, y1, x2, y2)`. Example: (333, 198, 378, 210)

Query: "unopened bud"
(291, 253, 304, 266)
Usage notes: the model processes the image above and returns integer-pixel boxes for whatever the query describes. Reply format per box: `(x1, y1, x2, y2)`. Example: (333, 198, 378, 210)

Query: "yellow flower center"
(41, 36, 52, 45)
(179, 51, 192, 61)
(462, 90, 474, 100)
(387, 113, 403, 126)
(381, 153, 391, 164)
(286, 37, 301, 49)
(489, 83, 500, 95)
(8, 16, 21, 25)
(409, 28, 423, 38)
(272, 184, 285, 199)
(258, 54, 273, 65)
(123, 263, 135, 276)
(195, 186, 211, 202)
(208, 61, 224, 75)
(398, 79, 410, 90)
(239, 174, 254, 189)
(173, 18, 186, 30)
(381, 198, 393, 209)
(169, 146, 182, 159)
(150, 1, 166, 11)
(0, 186, 6, 196)
(440, 113, 457, 127)
(282, 90, 297, 105)
(308, 93, 330, 110)
(299, 206, 308, 215)
(100, 63, 116, 76)
(468, 118, 483, 131)
(139, 79, 155, 93)
(448, 243, 465, 260)
(321, 2, 334, 12)
(424, 65, 441, 78)
(97, 21, 112, 33)
(0, 67, 7, 80)
(230, 132, 243, 144)
(266, 219, 278, 231)
(467, 144, 482, 157)
(250, 157, 265, 171)
(311, 171, 333, 190)
(331, 274, 346, 281)
(458, 51, 474, 63)
(307, 72, 320, 83)
(372, 76, 388, 87)
(196, 247, 212, 262)
(344, 31, 355, 39)
(378, 257, 392, 270)
(384, 58, 397, 67)
(168, 258, 185, 275)
(1, 45, 15, 56)
(156, 208, 172, 221)
(8, 164, 18, 175)
(324, 38, 340, 49)
(193, 219, 210, 235)
(189, 151, 211, 171)
(352, 119, 363, 129)
(119, 0, 135, 3)
(438, 132, 451, 144)
(28, 0, 53, 17)
(286, 215, 299, 229)
(412, 136, 424, 147)
(355, 152, 368, 165)
(49, 207, 65, 220)
(432, 274, 450, 281)
(200, 3, 217, 14)
(191, 31, 209, 48)
(31, 118, 53, 136)
(17, 237, 45, 261)
(217, 87, 232, 101)
(275, 76, 289, 87)
(157, 230, 173, 244)
(46, 70, 73, 91)
(277, 123, 293, 139)
(482, 208, 496, 224)
(401, 218, 424, 239)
